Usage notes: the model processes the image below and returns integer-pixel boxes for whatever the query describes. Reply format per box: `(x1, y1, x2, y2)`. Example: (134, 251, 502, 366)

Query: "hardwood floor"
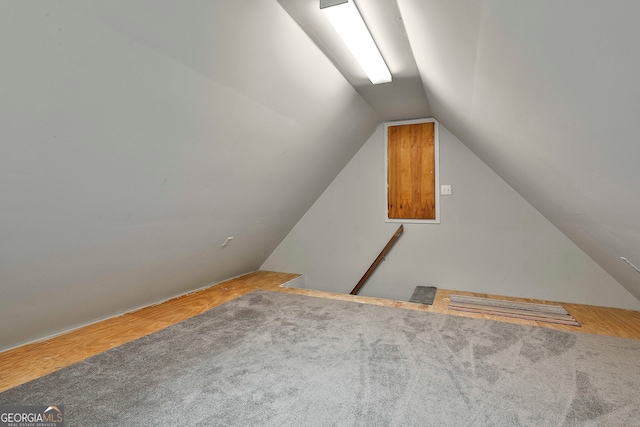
(1, 270, 639, 393)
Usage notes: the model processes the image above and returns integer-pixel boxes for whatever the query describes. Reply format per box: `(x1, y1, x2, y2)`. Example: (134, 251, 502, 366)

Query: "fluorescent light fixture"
(320, 0, 392, 84)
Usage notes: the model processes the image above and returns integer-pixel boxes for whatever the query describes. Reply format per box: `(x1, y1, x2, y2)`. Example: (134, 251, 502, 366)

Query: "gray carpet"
(2, 290, 640, 426)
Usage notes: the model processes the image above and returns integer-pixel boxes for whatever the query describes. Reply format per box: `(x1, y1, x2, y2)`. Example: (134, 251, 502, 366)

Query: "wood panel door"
(387, 121, 436, 220)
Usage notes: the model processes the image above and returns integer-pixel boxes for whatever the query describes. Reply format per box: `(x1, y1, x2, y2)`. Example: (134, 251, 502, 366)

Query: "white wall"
(262, 124, 640, 310)
(0, 1, 378, 351)
(399, 0, 640, 300)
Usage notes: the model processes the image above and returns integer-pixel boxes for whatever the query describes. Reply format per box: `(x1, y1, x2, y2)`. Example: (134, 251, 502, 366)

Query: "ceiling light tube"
(320, 0, 392, 84)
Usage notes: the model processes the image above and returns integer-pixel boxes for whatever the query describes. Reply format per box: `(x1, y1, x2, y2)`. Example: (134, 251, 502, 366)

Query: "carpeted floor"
(1, 290, 639, 426)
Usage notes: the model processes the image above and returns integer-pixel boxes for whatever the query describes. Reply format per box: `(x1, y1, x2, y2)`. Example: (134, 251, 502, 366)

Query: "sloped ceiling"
(276, 0, 430, 120)
(0, 0, 379, 350)
(398, 0, 640, 300)
(279, 0, 640, 301)
(2, 0, 639, 350)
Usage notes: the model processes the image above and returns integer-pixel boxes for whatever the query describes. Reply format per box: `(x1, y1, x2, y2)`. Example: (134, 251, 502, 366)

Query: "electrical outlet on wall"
(441, 185, 452, 195)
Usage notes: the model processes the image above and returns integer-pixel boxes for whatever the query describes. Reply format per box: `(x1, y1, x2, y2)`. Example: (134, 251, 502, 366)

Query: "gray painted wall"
(262, 124, 640, 310)
(399, 0, 640, 300)
(0, 1, 378, 351)
(3, 0, 639, 353)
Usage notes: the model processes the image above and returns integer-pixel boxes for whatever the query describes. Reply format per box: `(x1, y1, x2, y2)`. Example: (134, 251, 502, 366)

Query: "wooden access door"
(387, 121, 436, 220)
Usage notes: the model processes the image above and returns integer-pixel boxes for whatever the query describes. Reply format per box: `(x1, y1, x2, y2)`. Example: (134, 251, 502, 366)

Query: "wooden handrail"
(350, 224, 404, 295)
